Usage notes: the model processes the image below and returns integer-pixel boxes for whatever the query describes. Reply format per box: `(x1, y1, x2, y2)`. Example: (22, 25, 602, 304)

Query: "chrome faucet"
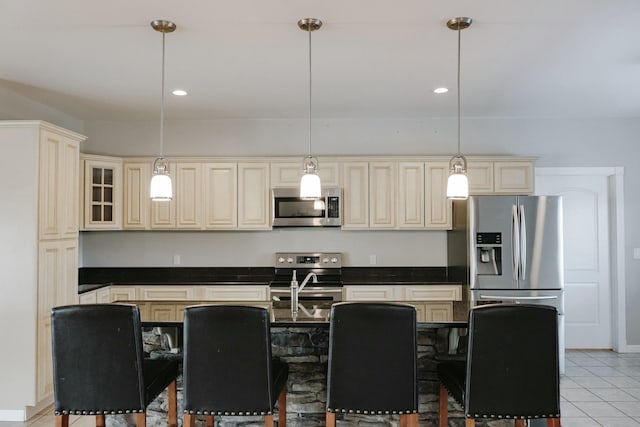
(290, 270, 318, 314)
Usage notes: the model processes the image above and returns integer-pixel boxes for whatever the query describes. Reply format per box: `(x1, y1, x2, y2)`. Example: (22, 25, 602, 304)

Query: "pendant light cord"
(457, 26, 461, 157)
(307, 26, 313, 158)
(160, 30, 166, 158)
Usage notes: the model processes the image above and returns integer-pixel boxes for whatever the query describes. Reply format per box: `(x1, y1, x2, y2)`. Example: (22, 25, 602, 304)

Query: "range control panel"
(275, 252, 342, 269)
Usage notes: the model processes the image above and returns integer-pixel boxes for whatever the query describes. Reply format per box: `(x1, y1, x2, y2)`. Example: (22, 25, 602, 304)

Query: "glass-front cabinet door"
(82, 155, 122, 229)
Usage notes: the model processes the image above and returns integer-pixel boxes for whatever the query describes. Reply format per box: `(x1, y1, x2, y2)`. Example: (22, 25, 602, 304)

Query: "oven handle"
(479, 294, 558, 301)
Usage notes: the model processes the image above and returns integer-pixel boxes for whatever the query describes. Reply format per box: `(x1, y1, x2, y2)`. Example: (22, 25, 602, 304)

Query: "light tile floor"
(1, 350, 639, 427)
(561, 350, 640, 427)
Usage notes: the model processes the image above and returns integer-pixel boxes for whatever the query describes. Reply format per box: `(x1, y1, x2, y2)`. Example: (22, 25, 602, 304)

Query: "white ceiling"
(1, 0, 639, 121)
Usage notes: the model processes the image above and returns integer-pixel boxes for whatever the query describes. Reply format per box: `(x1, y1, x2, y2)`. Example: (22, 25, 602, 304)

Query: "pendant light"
(446, 17, 472, 200)
(298, 18, 322, 199)
(149, 19, 176, 201)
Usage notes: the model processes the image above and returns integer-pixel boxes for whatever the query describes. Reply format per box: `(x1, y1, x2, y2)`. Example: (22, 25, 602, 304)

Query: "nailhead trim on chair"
(326, 408, 418, 415)
(54, 409, 144, 415)
(465, 413, 561, 419)
(183, 410, 272, 416)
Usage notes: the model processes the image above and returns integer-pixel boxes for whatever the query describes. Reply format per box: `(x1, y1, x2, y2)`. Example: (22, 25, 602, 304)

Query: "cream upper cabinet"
(397, 162, 425, 228)
(270, 160, 340, 188)
(467, 161, 494, 194)
(369, 162, 396, 229)
(203, 162, 237, 229)
(468, 158, 535, 195)
(238, 162, 270, 229)
(341, 161, 369, 229)
(175, 162, 203, 229)
(425, 161, 452, 229)
(82, 155, 122, 230)
(40, 129, 82, 239)
(123, 162, 151, 229)
(493, 160, 534, 194)
(150, 167, 176, 229)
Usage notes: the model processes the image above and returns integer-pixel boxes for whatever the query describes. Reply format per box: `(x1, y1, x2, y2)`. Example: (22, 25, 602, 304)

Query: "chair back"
(465, 304, 560, 419)
(182, 305, 276, 415)
(326, 302, 418, 415)
(51, 304, 145, 415)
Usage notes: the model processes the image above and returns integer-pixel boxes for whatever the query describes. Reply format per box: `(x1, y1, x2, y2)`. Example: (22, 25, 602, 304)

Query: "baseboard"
(25, 395, 53, 420)
(618, 344, 640, 353)
(0, 410, 26, 422)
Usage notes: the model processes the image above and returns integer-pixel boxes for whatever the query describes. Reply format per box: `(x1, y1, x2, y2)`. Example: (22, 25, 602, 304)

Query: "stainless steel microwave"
(272, 187, 341, 227)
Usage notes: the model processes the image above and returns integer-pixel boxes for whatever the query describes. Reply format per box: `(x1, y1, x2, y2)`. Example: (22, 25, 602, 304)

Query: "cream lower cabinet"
(37, 240, 78, 402)
(88, 285, 270, 322)
(343, 284, 462, 322)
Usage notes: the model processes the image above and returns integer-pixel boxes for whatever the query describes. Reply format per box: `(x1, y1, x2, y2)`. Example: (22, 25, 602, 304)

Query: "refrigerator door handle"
(511, 204, 520, 281)
(479, 294, 558, 301)
(518, 204, 526, 280)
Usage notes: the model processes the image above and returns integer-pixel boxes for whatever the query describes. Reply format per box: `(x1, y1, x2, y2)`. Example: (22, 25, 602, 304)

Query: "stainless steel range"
(270, 252, 343, 299)
(270, 252, 343, 322)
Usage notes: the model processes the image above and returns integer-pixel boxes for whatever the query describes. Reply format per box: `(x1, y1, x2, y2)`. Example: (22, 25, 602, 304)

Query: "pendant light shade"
(446, 17, 472, 200)
(150, 158, 173, 200)
(446, 155, 469, 199)
(150, 19, 176, 201)
(299, 18, 322, 199)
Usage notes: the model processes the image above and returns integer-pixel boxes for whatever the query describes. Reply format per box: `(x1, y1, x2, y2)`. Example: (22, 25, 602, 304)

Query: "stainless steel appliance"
(447, 195, 565, 372)
(270, 252, 343, 322)
(272, 187, 341, 227)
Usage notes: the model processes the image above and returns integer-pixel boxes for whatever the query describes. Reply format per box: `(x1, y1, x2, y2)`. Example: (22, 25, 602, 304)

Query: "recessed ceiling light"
(433, 87, 448, 94)
(172, 89, 187, 96)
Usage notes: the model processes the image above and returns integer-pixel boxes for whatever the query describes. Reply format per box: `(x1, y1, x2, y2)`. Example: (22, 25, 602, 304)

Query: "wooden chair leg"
(56, 415, 69, 427)
(278, 386, 287, 427)
(95, 415, 105, 427)
(465, 418, 475, 427)
(183, 414, 196, 427)
(515, 420, 526, 427)
(439, 384, 449, 427)
(168, 380, 177, 427)
(264, 414, 274, 427)
(326, 411, 336, 427)
(205, 415, 214, 427)
(136, 413, 146, 427)
(400, 413, 419, 427)
(547, 418, 561, 427)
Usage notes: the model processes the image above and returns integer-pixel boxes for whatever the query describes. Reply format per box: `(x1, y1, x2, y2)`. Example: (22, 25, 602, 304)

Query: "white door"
(536, 169, 612, 349)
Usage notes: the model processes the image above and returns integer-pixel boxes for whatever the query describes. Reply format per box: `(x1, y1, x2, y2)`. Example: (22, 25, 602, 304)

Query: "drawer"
(79, 291, 97, 305)
(110, 286, 137, 302)
(137, 286, 196, 301)
(201, 286, 268, 301)
(344, 286, 398, 301)
(403, 285, 462, 301)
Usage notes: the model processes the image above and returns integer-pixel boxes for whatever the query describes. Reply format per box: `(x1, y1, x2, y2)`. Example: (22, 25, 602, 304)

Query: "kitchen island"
(80, 265, 472, 426)
(131, 320, 468, 427)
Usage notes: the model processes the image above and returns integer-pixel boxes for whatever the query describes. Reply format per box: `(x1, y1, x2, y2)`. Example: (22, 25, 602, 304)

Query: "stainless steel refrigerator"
(447, 195, 565, 372)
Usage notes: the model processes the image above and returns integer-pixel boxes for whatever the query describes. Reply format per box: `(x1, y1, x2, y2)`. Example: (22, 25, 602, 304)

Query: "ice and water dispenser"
(476, 232, 502, 275)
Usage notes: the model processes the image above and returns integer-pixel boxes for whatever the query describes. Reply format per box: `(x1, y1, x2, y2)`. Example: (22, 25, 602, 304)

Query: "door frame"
(536, 167, 633, 352)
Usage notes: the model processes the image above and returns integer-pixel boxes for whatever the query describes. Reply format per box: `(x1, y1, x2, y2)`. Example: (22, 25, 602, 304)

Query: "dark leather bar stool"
(182, 305, 288, 427)
(438, 304, 561, 427)
(51, 304, 179, 427)
(326, 302, 419, 427)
